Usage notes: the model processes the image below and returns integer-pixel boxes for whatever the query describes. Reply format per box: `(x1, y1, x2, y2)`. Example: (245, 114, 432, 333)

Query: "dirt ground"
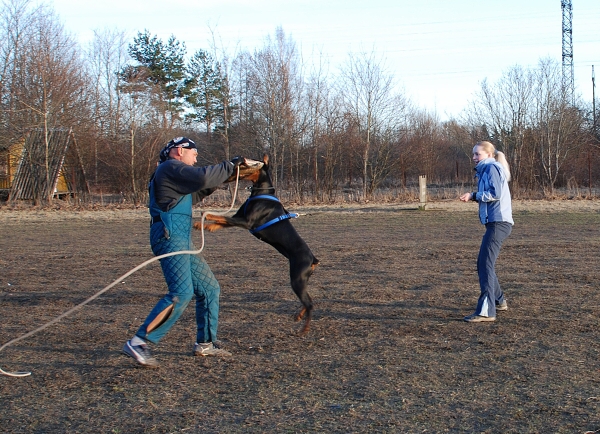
(1, 200, 599, 433)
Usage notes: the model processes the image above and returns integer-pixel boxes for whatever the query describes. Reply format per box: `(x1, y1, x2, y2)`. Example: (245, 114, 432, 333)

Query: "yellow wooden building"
(0, 129, 89, 201)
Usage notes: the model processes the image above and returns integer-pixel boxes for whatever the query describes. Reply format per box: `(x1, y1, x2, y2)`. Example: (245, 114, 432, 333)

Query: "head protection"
(159, 137, 197, 163)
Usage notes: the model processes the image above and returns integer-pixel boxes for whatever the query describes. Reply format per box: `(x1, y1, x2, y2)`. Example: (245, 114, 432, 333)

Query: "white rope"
(0, 168, 241, 377)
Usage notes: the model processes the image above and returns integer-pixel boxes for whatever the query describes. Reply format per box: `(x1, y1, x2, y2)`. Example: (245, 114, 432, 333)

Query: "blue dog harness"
(244, 194, 298, 234)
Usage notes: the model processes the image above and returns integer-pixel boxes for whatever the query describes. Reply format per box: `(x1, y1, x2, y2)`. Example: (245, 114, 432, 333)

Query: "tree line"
(1, 0, 598, 205)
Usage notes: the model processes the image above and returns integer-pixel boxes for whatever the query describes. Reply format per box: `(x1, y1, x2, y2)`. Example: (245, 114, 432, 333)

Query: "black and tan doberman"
(195, 155, 319, 334)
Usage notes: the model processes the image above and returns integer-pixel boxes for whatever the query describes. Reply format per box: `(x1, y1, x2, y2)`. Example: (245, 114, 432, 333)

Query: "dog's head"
(224, 157, 265, 183)
(241, 154, 271, 185)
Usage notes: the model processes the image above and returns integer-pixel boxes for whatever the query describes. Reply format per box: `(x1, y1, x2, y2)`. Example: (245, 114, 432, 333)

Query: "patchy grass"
(1, 206, 599, 433)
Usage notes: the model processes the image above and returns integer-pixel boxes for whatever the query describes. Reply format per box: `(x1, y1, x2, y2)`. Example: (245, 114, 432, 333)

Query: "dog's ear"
(263, 154, 269, 165)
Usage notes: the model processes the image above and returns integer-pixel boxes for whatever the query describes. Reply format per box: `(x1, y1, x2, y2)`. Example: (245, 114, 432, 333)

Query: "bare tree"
(246, 27, 303, 188)
(466, 58, 589, 193)
(86, 28, 129, 186)
(0, 0, 37, 148)
(304, 57, 332, 199)
(466, 65, 534, 187)
(441, 119, 479, 183)
(339, 50, 406, 198)
(206, 25, 237, 160)
(405, 109, 444, 183)
(0, 0, 89, 203)
(115, 68, 164, 202)
(530, 58, 586, 192)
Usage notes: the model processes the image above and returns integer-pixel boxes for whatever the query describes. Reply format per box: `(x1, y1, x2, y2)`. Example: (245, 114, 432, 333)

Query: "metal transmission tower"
(561, 0, 574, 103)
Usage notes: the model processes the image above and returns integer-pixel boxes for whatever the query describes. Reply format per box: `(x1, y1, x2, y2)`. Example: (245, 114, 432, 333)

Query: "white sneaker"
(496, 300, 508, 311)
(193, 342, 232, 357)
(122, 340, 159, 368)
(463, 313, 496, 323)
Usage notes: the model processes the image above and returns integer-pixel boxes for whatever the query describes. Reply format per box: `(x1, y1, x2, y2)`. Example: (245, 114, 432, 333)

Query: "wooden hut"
(1, 129, 89, 202)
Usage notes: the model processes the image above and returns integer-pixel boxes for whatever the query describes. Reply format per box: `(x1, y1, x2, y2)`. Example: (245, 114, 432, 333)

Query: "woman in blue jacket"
(460, 141, 513, 323)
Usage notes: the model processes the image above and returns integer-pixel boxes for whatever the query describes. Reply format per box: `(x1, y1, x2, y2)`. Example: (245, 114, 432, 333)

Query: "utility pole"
(561, 0, 574, 104)
(591, 66, 596, 196)
(593, 66, 597, 137)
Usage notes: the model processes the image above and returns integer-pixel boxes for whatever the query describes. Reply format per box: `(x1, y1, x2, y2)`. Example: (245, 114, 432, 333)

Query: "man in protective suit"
(123, 137, 244, 367)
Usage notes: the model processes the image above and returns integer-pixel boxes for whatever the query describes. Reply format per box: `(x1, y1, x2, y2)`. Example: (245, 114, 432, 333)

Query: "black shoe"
(123, 340, 159, 368)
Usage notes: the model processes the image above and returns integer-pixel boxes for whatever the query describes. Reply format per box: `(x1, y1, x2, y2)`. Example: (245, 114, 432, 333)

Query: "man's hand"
(230, 156, 245, 168)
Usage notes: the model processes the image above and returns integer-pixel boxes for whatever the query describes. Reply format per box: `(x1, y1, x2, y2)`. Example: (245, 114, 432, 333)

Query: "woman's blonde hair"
(475, 141, 511, 182)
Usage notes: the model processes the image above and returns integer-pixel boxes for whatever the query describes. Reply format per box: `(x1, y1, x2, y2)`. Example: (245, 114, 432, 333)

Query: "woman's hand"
(459, 192, 473, 202)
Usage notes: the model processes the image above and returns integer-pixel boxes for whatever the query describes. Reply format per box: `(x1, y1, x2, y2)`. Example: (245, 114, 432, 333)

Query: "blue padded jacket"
(473, 158, 514, 225)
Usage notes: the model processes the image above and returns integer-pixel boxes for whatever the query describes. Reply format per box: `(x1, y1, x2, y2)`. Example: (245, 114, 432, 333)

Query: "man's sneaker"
(464, 313, 496, 323)
(496, 300, 508, 311)
(193, 342, 232, 357)
(122, 340, 159, 368)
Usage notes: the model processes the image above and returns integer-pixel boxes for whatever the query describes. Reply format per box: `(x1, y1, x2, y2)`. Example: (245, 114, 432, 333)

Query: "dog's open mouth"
(225, 158, 264, 182)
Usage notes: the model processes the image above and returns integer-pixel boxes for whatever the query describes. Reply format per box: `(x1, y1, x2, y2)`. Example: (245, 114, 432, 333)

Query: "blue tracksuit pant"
(475, 221, 512, 318)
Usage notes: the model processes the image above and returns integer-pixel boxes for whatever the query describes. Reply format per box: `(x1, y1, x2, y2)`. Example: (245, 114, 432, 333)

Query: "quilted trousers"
(136, 215, 221, 345)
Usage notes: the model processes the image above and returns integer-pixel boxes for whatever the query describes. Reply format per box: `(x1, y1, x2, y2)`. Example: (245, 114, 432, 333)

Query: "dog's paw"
(205, 223, 222, 232)
(194, 222, 221, 232)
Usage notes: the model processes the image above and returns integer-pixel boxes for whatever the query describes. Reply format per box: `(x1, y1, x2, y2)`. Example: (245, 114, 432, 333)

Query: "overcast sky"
(49, 0, 600, 120)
